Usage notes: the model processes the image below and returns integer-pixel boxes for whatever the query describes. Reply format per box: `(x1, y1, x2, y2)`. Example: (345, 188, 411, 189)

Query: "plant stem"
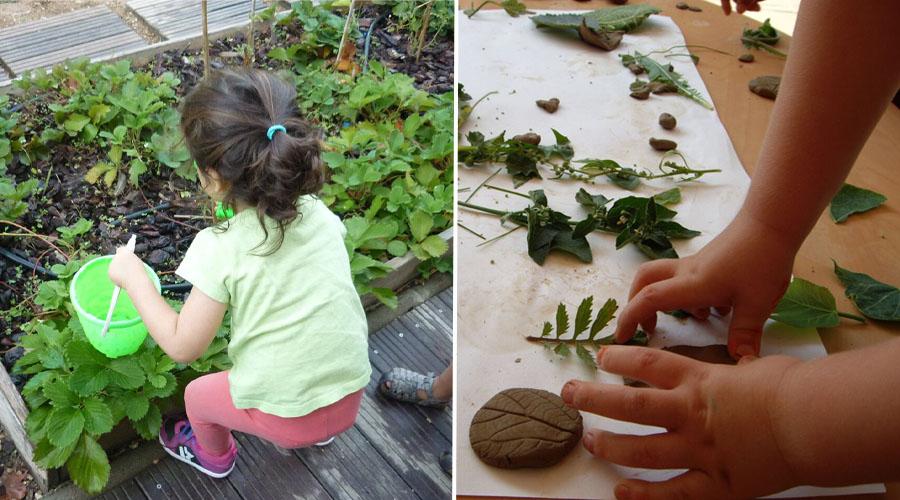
(740, 36, 787, 57)
(465, 0, 501, 18)
(465, 167, 501, 202)
(476, 225, 521, 247)
(837, 311, 867, 324)
(201, 1, 210, 79)
(525, 333, 616, 344)
(334, 0, 357, 73)
(458, 223, 486, 240)
(458, 201, 510, 218)
(485, 184, 529, 198)
(415, 0, 434, 64)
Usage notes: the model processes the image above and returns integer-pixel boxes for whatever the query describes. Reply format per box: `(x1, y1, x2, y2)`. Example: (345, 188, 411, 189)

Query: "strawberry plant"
(13, 257, 231, 493)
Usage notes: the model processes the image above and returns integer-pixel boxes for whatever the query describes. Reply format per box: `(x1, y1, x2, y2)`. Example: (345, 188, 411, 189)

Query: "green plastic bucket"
(70, 255, 160, 358)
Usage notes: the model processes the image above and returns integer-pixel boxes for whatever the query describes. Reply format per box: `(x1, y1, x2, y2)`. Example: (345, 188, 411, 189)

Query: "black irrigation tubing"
(362, 10, 389, 75)
(108, 202, 172, 227)
(0, 246, 192, 292)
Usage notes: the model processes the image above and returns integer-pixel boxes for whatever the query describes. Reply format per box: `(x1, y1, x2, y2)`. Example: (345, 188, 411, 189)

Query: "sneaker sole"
(158, 435, 235, 479)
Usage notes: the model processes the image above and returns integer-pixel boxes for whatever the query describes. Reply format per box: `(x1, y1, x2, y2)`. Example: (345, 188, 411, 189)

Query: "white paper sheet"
(456, 11, 884, 499)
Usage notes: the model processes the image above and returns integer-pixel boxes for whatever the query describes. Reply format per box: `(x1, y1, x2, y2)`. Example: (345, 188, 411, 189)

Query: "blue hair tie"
(267, 125, 286, 140)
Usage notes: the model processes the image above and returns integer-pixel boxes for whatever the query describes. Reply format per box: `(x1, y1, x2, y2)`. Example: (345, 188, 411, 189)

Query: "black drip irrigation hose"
(0, 246, 193, 292)
(362, 10, 389, 75)
(108, 202, 172, 227)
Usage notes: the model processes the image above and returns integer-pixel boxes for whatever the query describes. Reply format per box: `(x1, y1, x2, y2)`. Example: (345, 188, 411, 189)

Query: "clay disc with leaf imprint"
(470, 388, 583, 469)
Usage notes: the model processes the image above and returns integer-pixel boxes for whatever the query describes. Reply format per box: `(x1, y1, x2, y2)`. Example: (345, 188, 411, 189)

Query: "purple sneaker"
(158, 418, 236, 478)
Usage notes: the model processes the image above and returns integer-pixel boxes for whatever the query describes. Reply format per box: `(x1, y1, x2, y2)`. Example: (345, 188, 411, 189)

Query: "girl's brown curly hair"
(179, 69, 325, 254)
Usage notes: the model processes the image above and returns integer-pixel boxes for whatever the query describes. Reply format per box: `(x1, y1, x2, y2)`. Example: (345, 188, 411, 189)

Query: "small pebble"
(739, 53, 755, 63)
(688, 5, 702, 11)
(649, 137, 678, 151)
(676, 1, 689, 9)
(513, 133, 541, 145)
(536, 98, 560, 113)
(658, 112, 677, 130)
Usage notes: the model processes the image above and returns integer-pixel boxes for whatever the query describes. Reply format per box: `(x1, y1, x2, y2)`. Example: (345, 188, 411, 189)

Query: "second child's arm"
(109, 247, 227, 363)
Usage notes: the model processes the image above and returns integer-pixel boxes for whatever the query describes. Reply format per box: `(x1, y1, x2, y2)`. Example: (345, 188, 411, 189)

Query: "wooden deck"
(94, 288, 453, 500)
(127, 0, 255, 41)
(0, 6, 147, 87)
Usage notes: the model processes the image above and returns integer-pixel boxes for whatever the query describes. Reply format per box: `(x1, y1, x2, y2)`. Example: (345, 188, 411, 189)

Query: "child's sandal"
(378, 367, 450, 407)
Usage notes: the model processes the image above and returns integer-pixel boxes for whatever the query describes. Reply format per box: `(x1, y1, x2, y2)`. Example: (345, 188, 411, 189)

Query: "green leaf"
(82, 398, 114, 435)
(132, 404, 162, 440)
(654, 187, 681, 205)
(66, 433, 110, 494)
(142, 373, 177, 399)
(555, 303, 569, 338)
(69, 364, 109, 396)
(573, 296, 593, 338)
(47, 407, 85, 447)
(33, 437, 79, 469)
(829, 184, 887, 223)
(590, 298, 618, 339)
(409, 210, 433, 242)
(833, 262, 900, 321)
(540, 321, 552, 338)
(22, 371, 53, 396)
(621, 51, 713, 109)
(65, 340, 107, 367)
(553, 342, 570, 357)
(108, 358, 145, 389)
(123, 392, 149, 421)
(129, 158, 148, 185)
(88, 104, 110, 123)
(387, 240, 408, 257)
(531, 5, 660, 33)
(575, 343, 598, 370)
(420, 235, 448, 258)
(607, 168, 640, 190)
(44, 380, 80, 408)
(25, 405, 52, 438)
(770, 278, 839, 328)
(371, 287, 399, 309)
(64, 114, 91, 132)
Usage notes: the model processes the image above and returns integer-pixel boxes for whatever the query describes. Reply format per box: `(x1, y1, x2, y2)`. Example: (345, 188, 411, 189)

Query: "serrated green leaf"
(829, 184, 887, 223)
(409, 210, 433, 242)
(833, 262, 899, 321)
(553, 342, 570, 357)
(590, 298, 618, 339)
(108, 358, 145, 389)
(420, 234, 448, 257)
(47, 407, 85, 447)
(64, 114, 91, 132)
(66, 433, 110, 494)
(387, 240, 408, 257)
(540, 321, 553, 338)
(575, 343, 598, 370)
(25, 405, 52, 439)
(69, 364, 109, 396)
(555, 303, 569, 338)
(573, 296, 593, 338)
(622, 51, 713, 109)
(44, 380, 80, 408)
(82, 398, 114, 435)
(65, 340, 107, 367)
(132, 404, 162, 440)
(531, 5, 660, 32)
(142, 373, 177, 399)
(371, 287, 399, 310)
(22, 371, 53, 396)
(33, 437, 78, 469)
(770, 278, 839, 328)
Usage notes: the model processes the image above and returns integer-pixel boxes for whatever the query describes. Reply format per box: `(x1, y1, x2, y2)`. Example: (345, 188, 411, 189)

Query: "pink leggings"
(184, 370, 364, 455)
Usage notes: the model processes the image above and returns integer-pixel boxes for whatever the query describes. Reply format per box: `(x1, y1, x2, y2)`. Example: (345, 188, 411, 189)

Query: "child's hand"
(614, 216, 796, 359)
(719, 0, 764, 15)
(108, 247, 147, 289)
(562, 346, 803, 500)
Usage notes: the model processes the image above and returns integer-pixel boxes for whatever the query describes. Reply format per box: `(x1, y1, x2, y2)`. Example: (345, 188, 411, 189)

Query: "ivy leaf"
(833, 262, 900, 321)
(66, 433, 110, 494)
(555, 302, 569, 338)
(82, 398, 114, 435)
(770, 278, 839, 328)
(69, 364, 110, 396)
(590, 299, 618, 339)
(575, 343, 598, 370)
(829, 184, 887, 223)
(108, 358, 145, 389)
(47, 407, 85, 447)
(573, 296, 593, 338)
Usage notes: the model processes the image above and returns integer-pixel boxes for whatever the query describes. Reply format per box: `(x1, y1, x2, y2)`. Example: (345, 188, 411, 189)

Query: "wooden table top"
(458, 1, 900, 499)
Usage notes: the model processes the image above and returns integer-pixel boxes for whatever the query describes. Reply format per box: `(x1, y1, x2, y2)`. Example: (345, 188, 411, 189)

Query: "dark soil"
(0, 4, 453, 375)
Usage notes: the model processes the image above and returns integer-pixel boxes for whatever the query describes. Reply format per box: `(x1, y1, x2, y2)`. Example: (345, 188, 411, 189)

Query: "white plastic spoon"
(101, 234, 136, 338)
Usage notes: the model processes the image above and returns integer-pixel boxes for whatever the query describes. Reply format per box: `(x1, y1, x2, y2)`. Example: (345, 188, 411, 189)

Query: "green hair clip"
(216, 203, 234, 219)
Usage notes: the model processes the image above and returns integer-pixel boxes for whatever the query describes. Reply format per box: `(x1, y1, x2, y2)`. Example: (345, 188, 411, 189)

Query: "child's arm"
(614, 0, 900, 358)
(562, 342, 900, 499)
(108, 247, 227, 364)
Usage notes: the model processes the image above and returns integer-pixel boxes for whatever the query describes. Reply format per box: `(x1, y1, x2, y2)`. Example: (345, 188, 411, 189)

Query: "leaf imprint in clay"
(469, 388, 583, 469)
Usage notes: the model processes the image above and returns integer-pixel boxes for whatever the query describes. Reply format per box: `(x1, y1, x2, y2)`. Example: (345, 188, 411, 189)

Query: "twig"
(334, 0, 357, 73)
(415, 0, 435, 64)
(458, 223, 486, 240)
(0, 221, 72, 261)
(202, 0, 210, 78)
(246, 0, 257, 67)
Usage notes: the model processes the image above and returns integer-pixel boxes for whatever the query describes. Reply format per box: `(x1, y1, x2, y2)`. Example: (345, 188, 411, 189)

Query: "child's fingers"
(584, 430, 699, 471)
(561, 380, 686, 429)
(628, 259, 678, 301)
(598, 345, 702, 389)
(719, 0, 732, 15)
(726, 302, 771, 359)
(615, 278, 703, 342)
(687, 307, 711, 320)
(615, 470, 717, 500)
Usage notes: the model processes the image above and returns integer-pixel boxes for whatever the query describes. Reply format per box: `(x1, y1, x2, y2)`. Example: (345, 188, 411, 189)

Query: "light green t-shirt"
(176, 195, 371, 418)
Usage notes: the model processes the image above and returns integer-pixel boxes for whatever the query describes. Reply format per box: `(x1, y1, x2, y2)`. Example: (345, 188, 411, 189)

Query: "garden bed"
(0, 0, 453, 494)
